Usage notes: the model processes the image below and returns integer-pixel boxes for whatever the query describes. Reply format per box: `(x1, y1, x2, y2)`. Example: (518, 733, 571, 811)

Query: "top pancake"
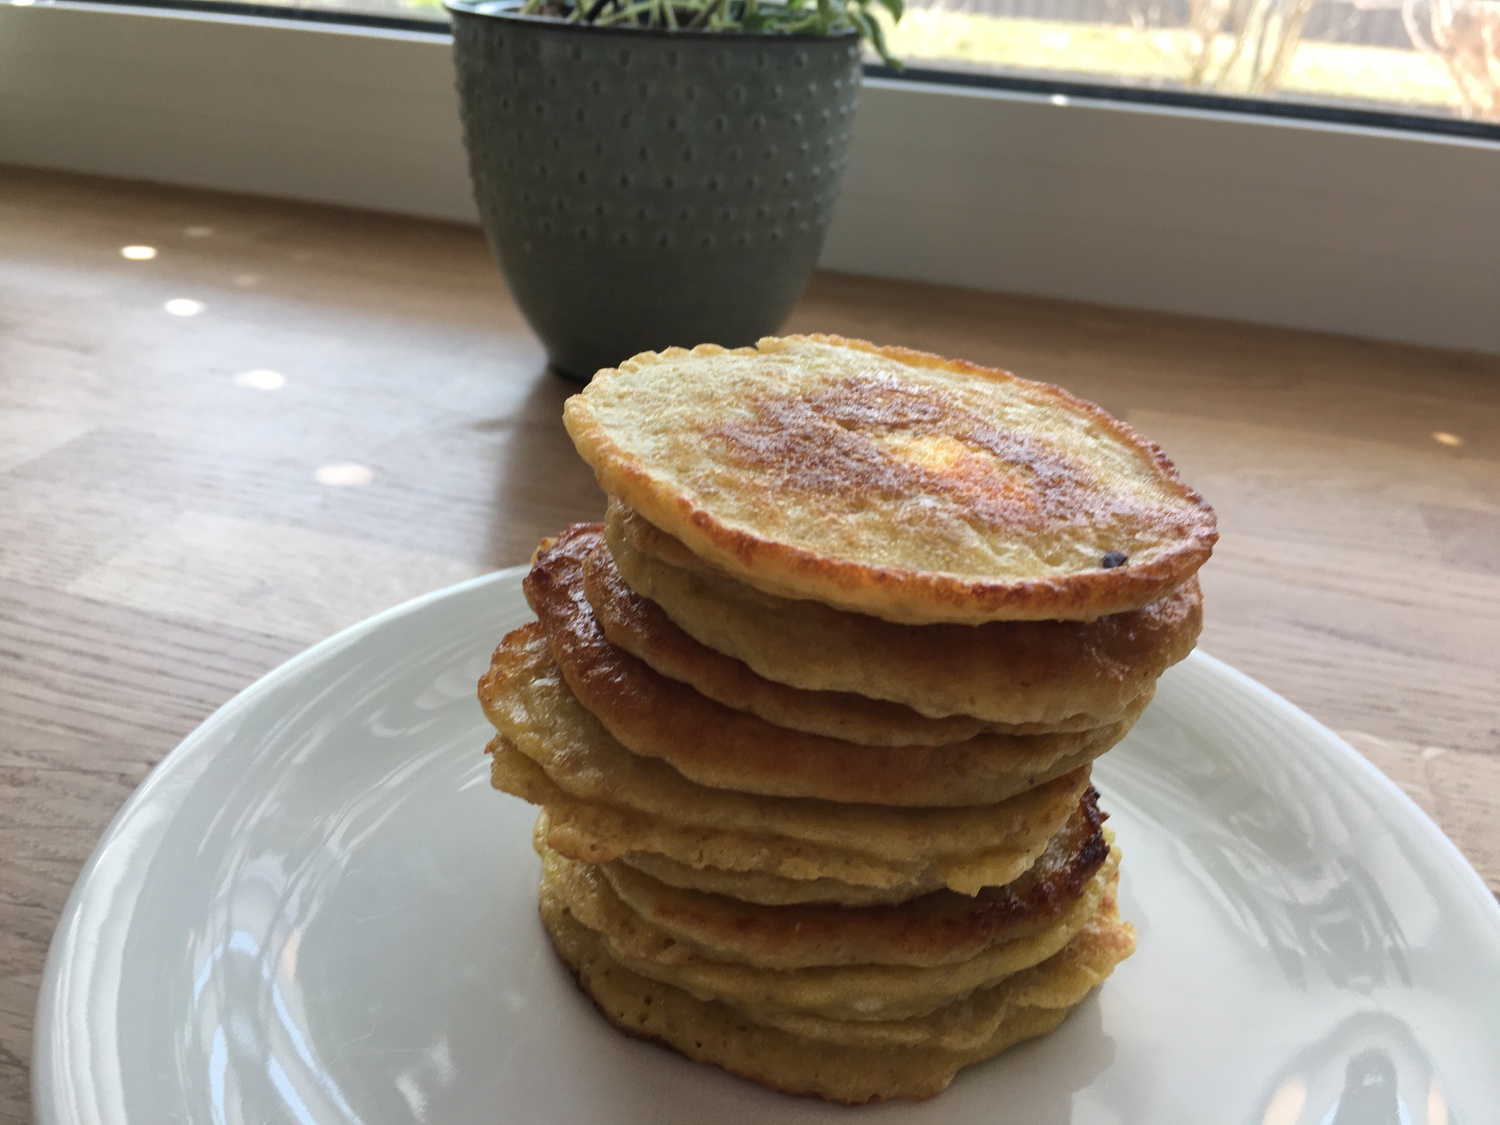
(564, 334, 1217, 623)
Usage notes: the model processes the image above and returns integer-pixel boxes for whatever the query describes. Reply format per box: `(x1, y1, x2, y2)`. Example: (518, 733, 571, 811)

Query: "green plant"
(517, 0, 904, 64)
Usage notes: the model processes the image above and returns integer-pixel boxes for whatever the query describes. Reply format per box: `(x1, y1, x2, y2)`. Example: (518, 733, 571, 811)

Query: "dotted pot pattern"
(448, 4, 863, 380)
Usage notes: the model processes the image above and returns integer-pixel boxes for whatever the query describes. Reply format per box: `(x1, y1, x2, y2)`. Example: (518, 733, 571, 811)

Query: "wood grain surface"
(2, 164, 1498, 1122)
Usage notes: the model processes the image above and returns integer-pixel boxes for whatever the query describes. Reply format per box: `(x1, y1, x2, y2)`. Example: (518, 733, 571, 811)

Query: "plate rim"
(31, 566, 526, 1125)
(30, 567, 1500, 1124)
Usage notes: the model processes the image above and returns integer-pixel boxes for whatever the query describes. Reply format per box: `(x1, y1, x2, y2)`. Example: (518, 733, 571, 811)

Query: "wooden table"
(2, 165, 1497, 1121)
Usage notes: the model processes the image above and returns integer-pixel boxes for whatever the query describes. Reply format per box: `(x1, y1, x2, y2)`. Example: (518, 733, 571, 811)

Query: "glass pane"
(111, 0, 1500, 127)
(883, 0, 1500, 124)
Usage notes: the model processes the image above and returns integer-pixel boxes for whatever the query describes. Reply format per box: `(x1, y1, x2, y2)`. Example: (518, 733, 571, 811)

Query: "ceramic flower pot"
(447, 1, 862, 380)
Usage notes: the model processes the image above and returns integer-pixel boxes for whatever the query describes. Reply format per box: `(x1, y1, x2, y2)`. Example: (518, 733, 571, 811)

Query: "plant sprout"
(517, 0, 904, 66)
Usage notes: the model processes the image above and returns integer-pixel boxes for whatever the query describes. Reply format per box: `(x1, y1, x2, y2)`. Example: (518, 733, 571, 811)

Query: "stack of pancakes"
(479, 335, 1216, 1103)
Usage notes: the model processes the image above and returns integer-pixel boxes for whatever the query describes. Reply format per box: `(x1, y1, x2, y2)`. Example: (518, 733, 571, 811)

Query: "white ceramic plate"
(34, 570, 1500, 1125)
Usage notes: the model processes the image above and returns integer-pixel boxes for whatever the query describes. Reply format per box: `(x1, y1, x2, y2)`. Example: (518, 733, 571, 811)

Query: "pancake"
(542, 886, 1131, 1102)
(606, 507, 1195, 726)
(506, 763, 952, 894)
(615, 853, 934, 907)
(716, 889, 1135, 1052)
(581, 531, 1008, 745)
(521, 525, 1133, 806)
(489, 705, 1087, 895)
(550, 839, 1122, 1023)
(596, 793, 1108, 970)
(563, 335, 1217, 624)
(482, 627, 1088, 872)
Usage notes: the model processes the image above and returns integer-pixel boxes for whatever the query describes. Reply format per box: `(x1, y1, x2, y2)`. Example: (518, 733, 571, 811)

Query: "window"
(120, 0, 1500, 131)
(880, 0, 1500, 131)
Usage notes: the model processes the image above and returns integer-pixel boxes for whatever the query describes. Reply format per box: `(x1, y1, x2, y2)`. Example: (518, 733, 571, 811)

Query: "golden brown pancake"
(542, 883, 1133, 1102)
(481, 633, 1087, 863)
(548, 839, 1122, 1022)
(505, 762, 956, 894)
(606, 507, 1195, 726)
(563, 335, 1216, 624)
(613, 853, 934, 907)
(729, 900, 1134, 1056)
(596, 792, 1109, 970)
(581, 530, 1010, 745)
(488, 688, 1089, 895)
(521, 526, 1133, 806)
(713, 886, 1135, 1052)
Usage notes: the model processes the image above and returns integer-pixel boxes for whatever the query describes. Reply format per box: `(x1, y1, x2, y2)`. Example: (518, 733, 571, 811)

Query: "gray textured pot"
(447, 1, 862, 380)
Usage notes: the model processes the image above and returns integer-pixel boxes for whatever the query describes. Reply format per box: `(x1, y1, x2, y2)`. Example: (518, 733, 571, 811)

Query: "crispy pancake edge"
(605, 508, 1197, 725)
(596, 790, 1110, 969)
(523, 524, 1129, 806)
(541, 890, 1089, 1103)
(580, 529, 1004, 745)
(560, 847, 1123, 1022)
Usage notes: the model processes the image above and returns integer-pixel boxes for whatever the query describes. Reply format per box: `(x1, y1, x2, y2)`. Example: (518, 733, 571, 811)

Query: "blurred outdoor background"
(229, 0, 1500, 122)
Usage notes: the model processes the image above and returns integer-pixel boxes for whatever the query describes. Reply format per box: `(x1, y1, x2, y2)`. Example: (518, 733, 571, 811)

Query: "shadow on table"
(483, 364, 607, 570)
